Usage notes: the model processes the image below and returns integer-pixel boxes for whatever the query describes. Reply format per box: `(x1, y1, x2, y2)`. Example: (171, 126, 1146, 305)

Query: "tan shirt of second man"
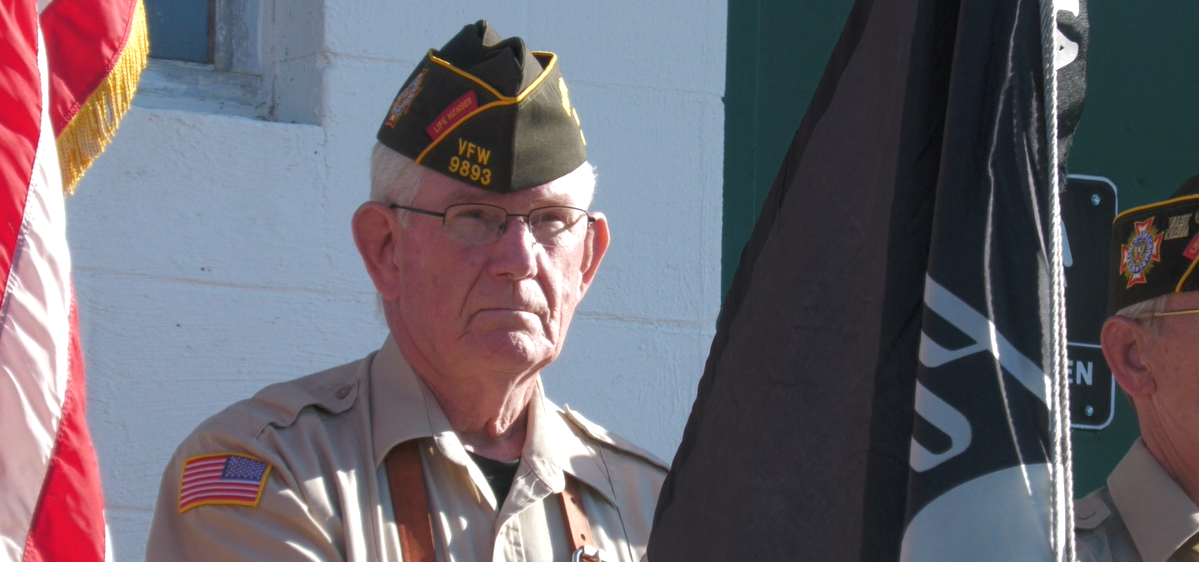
(1075, 439, 1199, 562)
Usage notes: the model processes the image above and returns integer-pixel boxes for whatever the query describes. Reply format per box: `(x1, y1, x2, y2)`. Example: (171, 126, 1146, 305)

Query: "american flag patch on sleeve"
(178, 453, 272, 513)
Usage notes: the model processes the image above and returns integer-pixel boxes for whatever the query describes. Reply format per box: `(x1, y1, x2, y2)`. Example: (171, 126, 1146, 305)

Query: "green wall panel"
(722, 0, 855, 294)
(1062, 2, 1199, 497)
(723, 0, 1198, 498)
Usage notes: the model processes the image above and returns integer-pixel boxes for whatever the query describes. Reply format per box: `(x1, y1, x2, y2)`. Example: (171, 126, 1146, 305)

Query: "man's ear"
(1101, 316, 1157, 397)
(579, 212, 610, 291)
(352, 202, 403, 300)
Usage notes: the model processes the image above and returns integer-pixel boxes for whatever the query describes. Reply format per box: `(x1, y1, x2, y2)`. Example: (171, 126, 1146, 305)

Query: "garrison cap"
(376, 21, 587, 193)
(1107, 175, 1199, 315)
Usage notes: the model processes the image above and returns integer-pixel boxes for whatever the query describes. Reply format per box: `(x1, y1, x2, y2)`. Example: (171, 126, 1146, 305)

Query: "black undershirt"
(467, 452, 520, 510)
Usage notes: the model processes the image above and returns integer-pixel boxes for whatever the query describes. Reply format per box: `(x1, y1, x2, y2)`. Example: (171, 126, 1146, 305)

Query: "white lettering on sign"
(1061, 222, 1072, 288)
(1061, 222, 1073, 268)
(1068, 360, 1093, 386)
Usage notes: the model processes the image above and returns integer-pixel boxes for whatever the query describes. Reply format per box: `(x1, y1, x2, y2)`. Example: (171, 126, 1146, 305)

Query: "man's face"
(386, 171, 605, 385)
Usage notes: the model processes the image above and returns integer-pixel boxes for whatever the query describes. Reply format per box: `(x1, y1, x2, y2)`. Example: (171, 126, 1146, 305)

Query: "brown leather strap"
(385, 440, 436, 562)
(388, 441, 601, 562)
(559, 476, 599, 561)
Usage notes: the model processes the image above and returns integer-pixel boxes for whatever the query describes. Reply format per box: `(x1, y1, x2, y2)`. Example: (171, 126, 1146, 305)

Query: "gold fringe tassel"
(56, 0, 149, 195)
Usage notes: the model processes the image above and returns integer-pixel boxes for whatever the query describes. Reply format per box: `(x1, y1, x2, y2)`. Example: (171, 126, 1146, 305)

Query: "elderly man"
(1075, 177, 1199, 562)
(146, 21, 666, 562)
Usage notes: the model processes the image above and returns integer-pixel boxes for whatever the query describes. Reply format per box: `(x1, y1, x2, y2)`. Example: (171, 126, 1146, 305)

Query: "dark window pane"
(145, 0, 211, 63)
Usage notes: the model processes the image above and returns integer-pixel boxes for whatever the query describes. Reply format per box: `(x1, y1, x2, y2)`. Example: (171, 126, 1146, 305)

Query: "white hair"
(1112, 293, 1173, 336)
(556, 160, 598, 209)
(370, 143, 430, 207)
(368, 142, 598, 224)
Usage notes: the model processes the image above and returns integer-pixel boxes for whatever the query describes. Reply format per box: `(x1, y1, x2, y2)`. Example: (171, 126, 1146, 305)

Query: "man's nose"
(487, 217, 538, 279)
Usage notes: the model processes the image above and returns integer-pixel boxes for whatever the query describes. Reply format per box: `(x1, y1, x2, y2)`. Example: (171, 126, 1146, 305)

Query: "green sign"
(1063, 175, 1118, 430)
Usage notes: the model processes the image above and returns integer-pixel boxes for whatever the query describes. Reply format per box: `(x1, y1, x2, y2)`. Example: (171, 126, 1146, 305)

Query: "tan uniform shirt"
(1075, 439, 1199, 562)
(146, 338, 668, 561)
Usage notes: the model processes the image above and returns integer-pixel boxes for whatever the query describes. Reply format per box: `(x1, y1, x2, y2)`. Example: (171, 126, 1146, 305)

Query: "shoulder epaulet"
(562, 405, 669, 470)
(203, 358, 364, 438)
(1074, 493, 1113, 531)
(248, 361, 362, 427)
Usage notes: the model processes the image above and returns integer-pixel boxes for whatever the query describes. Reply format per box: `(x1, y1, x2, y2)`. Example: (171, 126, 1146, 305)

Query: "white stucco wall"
(68, 2, 725, 559)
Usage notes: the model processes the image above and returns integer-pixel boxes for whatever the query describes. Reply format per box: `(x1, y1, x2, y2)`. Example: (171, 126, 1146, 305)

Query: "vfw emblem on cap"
(1120, 217, 1164, 288)
(385, 69, 428, 128)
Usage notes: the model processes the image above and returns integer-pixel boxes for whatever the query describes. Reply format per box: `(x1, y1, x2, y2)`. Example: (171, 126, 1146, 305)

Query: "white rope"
(1041, 1, 1075, 560)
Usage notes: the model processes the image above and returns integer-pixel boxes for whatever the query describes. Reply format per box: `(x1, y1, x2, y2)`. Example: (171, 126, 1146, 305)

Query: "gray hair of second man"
(1112, 293, 1173, 336)
(369, 143, 598, 227)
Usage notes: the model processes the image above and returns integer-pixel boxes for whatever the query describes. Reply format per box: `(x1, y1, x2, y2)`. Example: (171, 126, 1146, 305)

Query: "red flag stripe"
(181, 478, 263, 490)
(180, 488, 264, 503)
(39, 0, 140, 135)
(182, 469, 227, 482)
(0, 16, 107, 562)
(23, 299, 107, 562)
(184, 458, 227, 468)
(181, 483, 264, 495)
(0, 0, 38, 295)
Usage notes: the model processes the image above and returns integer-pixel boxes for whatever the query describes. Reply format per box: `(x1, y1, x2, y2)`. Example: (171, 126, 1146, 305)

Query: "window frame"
(135, 0, 321, 124)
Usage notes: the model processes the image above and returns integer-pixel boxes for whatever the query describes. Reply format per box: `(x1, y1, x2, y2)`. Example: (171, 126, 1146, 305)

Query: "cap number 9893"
(449, 156, 492, 186)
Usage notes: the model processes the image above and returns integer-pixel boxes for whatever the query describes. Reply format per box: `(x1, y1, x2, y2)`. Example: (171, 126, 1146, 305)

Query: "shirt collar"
(369, 336, 449, 465)
(523, 384, 617, 506)
(1108, 438, 1199, 562)
(367, 337, 617, 506)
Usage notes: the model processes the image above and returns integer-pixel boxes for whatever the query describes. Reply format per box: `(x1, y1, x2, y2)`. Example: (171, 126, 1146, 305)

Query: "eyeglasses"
(1134, 308, 1199, 321)
(390, 203, 594, 247)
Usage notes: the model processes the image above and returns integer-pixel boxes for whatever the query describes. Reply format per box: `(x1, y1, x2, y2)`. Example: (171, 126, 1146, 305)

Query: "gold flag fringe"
(57, 0, 149, 195)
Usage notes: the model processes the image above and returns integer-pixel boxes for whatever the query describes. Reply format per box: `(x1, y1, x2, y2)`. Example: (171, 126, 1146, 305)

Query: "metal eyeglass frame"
(1133, 307, 1199, 321)
(388, 203, 595, 246)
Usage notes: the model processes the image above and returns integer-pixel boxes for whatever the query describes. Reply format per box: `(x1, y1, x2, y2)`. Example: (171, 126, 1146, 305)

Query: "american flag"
(179, 454, 272, 513)
(0, 0, 145, 560)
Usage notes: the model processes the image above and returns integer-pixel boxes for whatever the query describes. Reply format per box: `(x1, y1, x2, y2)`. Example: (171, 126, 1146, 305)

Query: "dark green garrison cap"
(1108, 176, 1199, 315)
(376, 21, 587, 193)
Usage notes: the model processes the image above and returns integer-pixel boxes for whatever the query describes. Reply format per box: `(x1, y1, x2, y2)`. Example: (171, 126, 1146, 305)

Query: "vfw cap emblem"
(384, 69, 428, 128)
(1120, 217, 1164, 288)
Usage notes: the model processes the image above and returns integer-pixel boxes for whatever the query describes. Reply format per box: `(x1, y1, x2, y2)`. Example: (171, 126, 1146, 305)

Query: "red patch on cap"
(1184, 232, 1199, 261)
(426, 91, 478, 140)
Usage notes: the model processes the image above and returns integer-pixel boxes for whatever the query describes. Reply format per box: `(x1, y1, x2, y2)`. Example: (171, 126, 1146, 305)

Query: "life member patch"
(1120, 217, 1164, 288)
(384, 69, 427, 128)
(1184, 231, 1199, 261)
(426, 91, 478, 141)
(178, 453, 271, 513)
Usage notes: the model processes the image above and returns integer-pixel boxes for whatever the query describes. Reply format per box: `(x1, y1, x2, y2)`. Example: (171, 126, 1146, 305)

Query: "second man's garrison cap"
(376, 21, 587, 193)
(1107, 175, 1199, 315)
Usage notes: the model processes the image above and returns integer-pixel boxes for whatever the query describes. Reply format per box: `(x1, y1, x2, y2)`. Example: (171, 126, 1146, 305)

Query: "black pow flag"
(648, 0, 1087, 560)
